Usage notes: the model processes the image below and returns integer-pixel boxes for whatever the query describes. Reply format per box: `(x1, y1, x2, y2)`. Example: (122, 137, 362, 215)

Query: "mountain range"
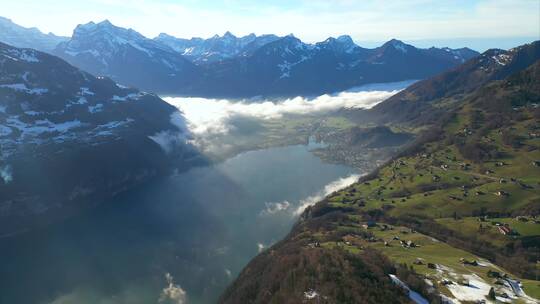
(54, 20, 479, 97)
(154, 31, 281, 64)
(0, 17, 480, 98)
(0, 42, 203, 236)
(193, 35, 478, 97)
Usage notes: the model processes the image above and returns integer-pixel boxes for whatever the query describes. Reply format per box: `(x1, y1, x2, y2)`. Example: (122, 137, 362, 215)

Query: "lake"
(1, 81, 414, 304)
(0, 143, 360, 304)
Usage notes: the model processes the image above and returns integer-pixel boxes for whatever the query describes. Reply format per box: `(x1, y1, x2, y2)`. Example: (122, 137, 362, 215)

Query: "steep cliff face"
(54, 20, 201, 94)
(0, 42, 204, 236)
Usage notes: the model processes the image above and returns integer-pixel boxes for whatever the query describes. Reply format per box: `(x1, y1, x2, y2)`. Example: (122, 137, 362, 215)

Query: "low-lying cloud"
(260, 174, 361, 217)
(149, 130, 189, 154)
(293, 174, 361, 216)
(163, 81, 413, 152)
(149, 112, 192, 154)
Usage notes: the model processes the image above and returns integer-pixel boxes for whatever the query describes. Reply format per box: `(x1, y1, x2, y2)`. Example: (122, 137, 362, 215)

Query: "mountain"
(0, 16, 68, 51)
(221, 45, 540, 303)
(154, 32, 281, 63)
(45, 19, 479, 97)
(316, 35, 367, 56)
(192, 37, 479, 97)
(0, 42, 203, 236)
(54, 20, 201, 94)
(365, 40, 540, 125)
(362, 39, 477, 78)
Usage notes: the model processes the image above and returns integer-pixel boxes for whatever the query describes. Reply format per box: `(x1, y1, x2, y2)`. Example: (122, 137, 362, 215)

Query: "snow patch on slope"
(88, 103, 103, 113)
(278, 55, 310, 78)
(445, 274, 491, 302)
(5, 117, 83, 137)
(0, 48, 40, 63)
(389, 274, 429, 304)
(112, 93, 142, 102)
(0, 83, 48, 95)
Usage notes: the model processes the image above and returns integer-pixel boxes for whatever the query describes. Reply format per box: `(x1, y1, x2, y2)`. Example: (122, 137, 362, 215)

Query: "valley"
(0, 5, 538, 303)
(223, 45, 540, 303)
(163, 80, 416, 166)
(0, 40, 418, 303)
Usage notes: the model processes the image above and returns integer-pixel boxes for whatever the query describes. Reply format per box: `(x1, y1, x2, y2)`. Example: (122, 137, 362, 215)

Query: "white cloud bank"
(164, 80, 412, 145)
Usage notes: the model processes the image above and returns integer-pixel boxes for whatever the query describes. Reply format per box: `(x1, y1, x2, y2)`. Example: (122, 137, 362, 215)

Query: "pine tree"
(488, 287, 496, 300)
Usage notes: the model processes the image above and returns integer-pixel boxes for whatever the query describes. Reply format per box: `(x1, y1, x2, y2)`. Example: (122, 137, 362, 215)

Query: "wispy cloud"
(293, 174, 360, 216)
(148, 112, 191, 154)
(159, 273, 187, 304)
(260, 201, 291, 216)
(0, 165, 13, 184)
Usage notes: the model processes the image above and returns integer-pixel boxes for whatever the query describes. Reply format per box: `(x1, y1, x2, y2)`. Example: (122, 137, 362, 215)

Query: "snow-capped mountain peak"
(54, 20, 198, 90)
(71, 20, 149, 47)
(59, 19, 179, 61)
(318, 35, 360, 54)
(0, 16, 68, 51)
(337, 35, 356, 46)
(223, 31, 236, 39)
(385, 39, 411, 53)
(154, 31, 281, 63)
(264, 36, 309, 54)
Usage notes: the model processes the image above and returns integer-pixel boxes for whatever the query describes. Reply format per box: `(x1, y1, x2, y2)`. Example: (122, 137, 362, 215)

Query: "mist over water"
(0, 144, 359, 304)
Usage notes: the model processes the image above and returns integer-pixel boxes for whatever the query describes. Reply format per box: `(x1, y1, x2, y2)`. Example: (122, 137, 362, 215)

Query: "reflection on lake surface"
(0, 143, 360, 304)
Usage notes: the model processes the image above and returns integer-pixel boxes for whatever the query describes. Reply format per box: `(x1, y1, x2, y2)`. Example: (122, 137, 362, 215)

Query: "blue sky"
(3, 0, 539, 51)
